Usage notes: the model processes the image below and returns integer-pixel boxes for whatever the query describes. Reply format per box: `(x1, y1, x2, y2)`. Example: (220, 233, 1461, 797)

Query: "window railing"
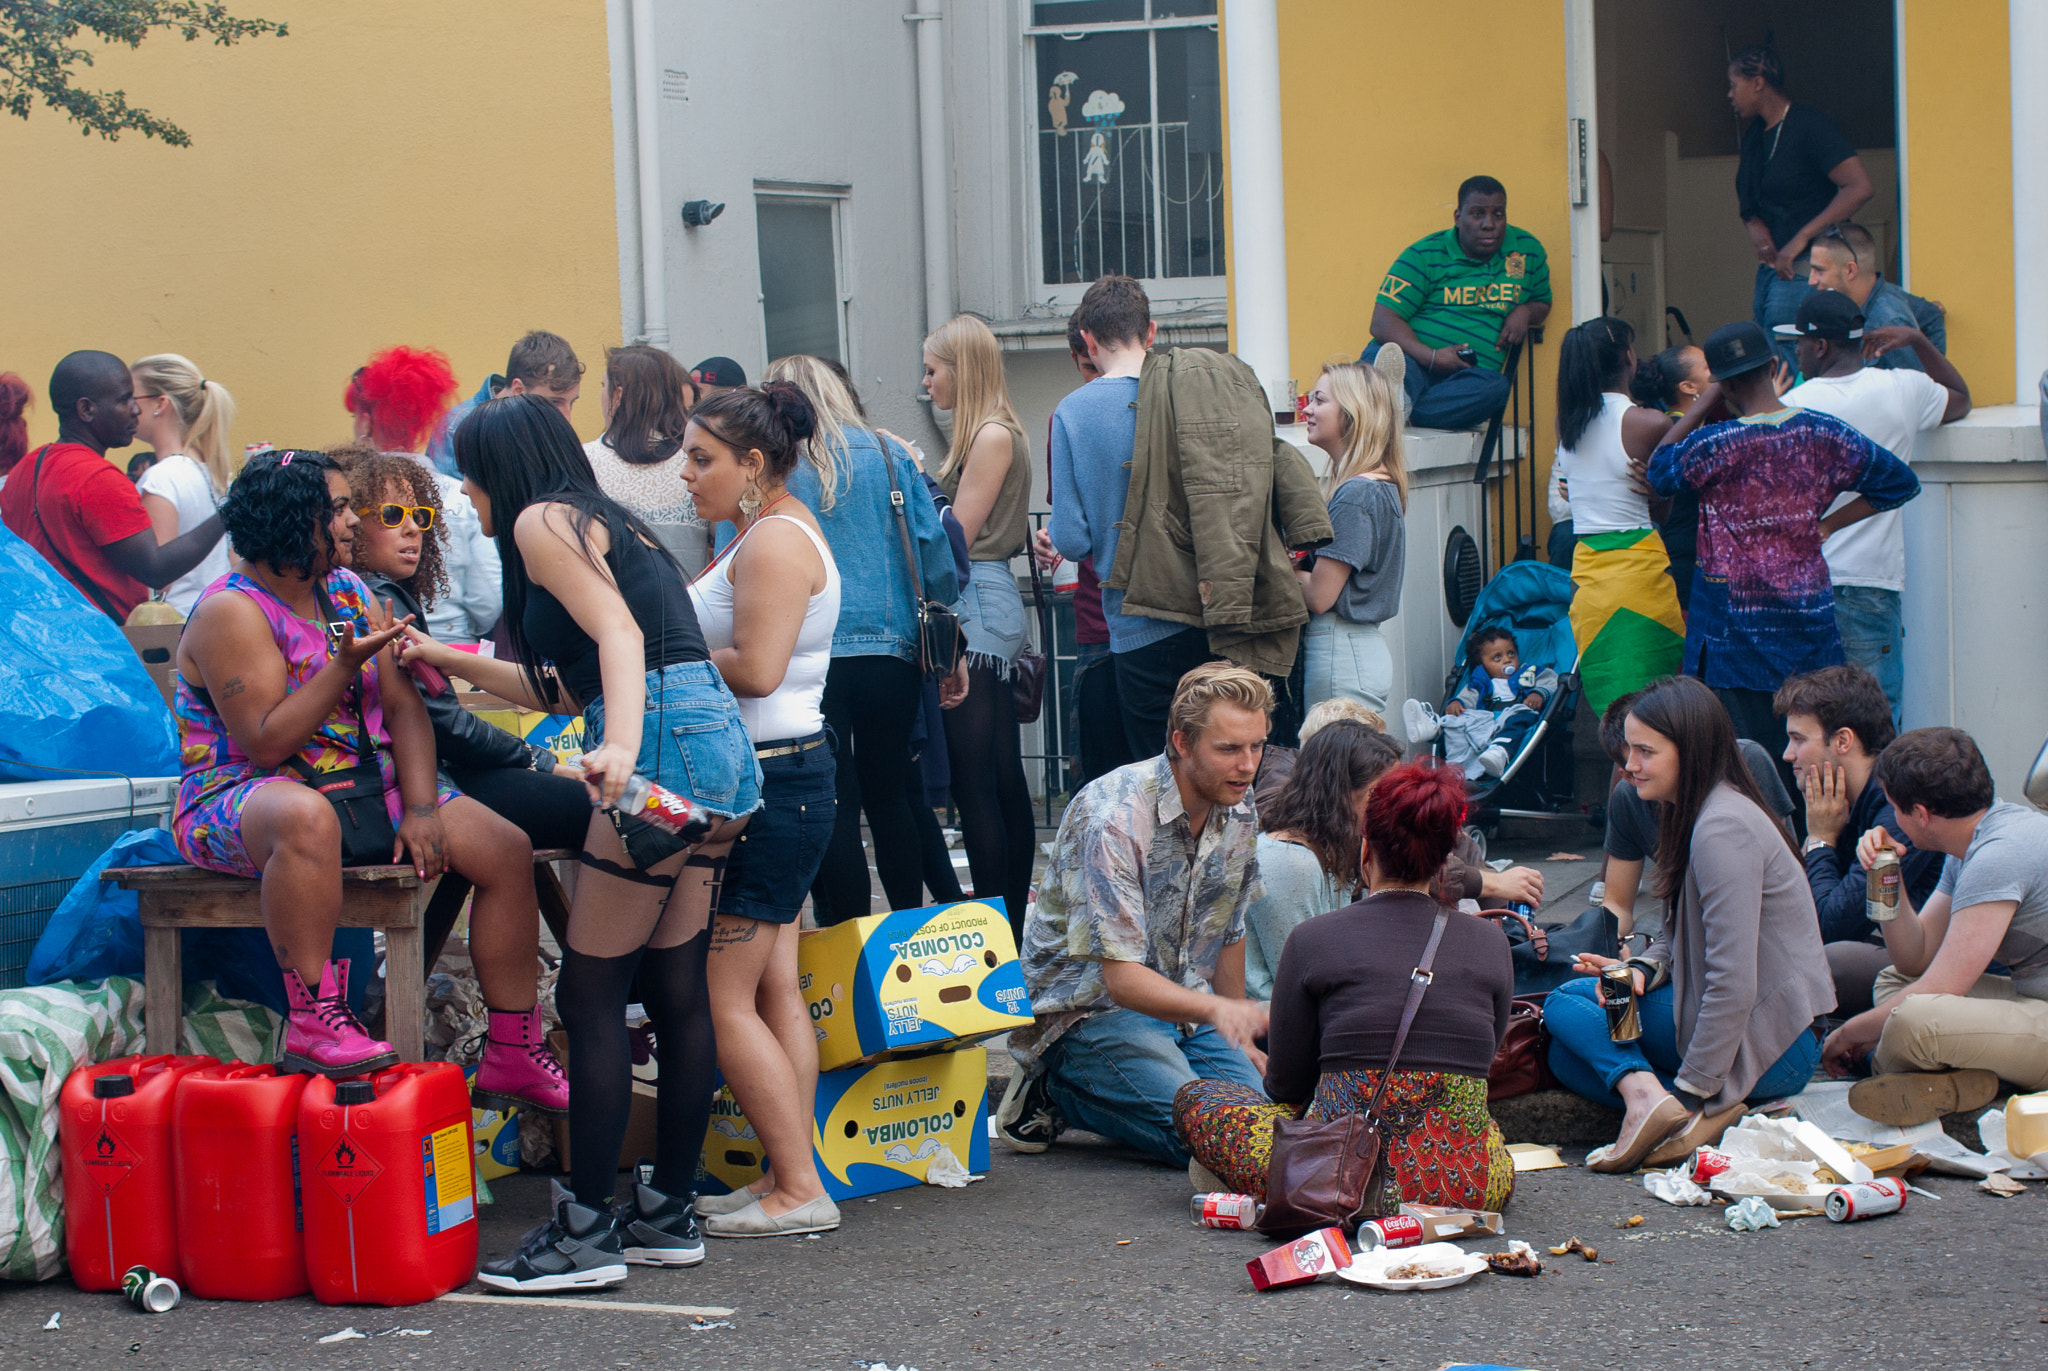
(1038, 121, 1224, 284)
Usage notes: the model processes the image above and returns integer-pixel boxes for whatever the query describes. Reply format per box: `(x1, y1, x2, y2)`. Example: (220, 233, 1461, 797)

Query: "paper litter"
(1791, 1081, 2007, 1178)
(42, 1313, 59, 1330)
(1507, 1143, 1567, 1172)
(1643, 1168, 1713, 1206)
(689, 1319, 735, 1331)
(1980, 1173, 2028, 1197)
(924, 1148, 983, 1188)
(1976, 1106, 2048, 1180)
(318, 1328, 367, 1344)
(1725, 1196, 1781, 1231)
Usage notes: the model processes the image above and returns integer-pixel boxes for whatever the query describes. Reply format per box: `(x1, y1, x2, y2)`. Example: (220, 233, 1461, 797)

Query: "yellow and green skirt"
(1569, 528, 1686, 717)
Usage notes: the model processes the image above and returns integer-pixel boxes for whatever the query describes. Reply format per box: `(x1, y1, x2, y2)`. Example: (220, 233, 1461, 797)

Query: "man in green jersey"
(1364, 175, 1552, 431)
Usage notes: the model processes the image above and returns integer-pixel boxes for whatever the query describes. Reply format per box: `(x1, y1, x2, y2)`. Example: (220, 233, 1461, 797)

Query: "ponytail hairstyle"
(1316, 360, 1408, 509)
(1360, 761, 1468, 885)
(688, 382, 819, 489)
(132, 353, 236, 493)
(346, 346, 458, 453)
(923, 314, 1025, 483)
(601, 344, 696, 465)
(0, 372, 30, 475)
(1555, 316, 1636, 450)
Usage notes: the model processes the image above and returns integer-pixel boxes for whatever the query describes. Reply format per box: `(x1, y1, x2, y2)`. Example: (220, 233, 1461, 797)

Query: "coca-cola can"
(1689, 1146, 1733, 1185)
(1353, 1215, 1426, 1251)
(1825, 1177, 1908, 1222)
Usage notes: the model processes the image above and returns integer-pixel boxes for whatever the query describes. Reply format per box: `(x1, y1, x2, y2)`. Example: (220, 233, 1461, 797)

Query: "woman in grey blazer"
(1547, 675, 1834, 1173)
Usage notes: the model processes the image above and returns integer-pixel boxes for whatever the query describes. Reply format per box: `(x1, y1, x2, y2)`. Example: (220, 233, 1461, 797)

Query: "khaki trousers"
(1870, 968, 2048, 1091)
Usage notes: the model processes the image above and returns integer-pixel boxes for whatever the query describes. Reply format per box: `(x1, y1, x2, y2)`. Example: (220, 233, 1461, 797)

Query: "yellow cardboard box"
(798, 899, 1032, 1072)
(699, 1047, 990, 1201)
(462, 692, 586, 767)
(461, 1067, 524, 1180)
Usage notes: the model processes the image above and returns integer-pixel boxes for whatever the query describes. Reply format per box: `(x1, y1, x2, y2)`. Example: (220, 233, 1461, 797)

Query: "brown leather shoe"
(1643, 1103, 1749, 1170)
(1588, 1095, 1689, 1174)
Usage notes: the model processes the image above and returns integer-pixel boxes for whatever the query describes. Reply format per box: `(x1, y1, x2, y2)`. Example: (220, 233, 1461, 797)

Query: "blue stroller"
(1425, 560, 1581, 821)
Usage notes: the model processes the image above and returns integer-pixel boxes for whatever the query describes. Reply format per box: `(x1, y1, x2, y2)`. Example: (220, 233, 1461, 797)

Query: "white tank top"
(688, 513, 840, 743)
(1553, 392, 1654, 535)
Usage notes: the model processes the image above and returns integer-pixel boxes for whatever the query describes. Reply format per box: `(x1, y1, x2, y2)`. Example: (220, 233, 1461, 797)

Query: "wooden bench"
(104, 848, 577, 1061)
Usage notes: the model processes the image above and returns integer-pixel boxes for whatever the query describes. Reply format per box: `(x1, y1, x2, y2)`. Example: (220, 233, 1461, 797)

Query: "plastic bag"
(0, 521, 178, 781)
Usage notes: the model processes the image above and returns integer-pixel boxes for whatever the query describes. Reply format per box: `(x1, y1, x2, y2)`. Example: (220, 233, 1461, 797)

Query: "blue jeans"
(1363, 341, 1512, 431)
(1041, 1008, 1266, 1166)
(1545, 977, 1820, 1110)
(1833, 585, 1903, 729)
(1752, 264, 1814, 369)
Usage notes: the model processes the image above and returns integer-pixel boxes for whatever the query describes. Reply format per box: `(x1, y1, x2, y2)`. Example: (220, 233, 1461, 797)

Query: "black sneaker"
(477, 1190, 628, 1293)
(994, 1069, 1061, 1154)
(619, 1163, 705, 1267)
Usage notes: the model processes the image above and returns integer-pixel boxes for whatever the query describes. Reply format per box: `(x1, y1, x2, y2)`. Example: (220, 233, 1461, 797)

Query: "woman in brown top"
(1174, 762, 1517, 1212)
(923, 315, 1036, 935)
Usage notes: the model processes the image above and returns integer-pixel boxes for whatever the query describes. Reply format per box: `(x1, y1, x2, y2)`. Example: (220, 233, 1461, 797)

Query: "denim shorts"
(956, 559, 1027, 673)
(585, 661, 763, 867)
(719, 731, 836, 923)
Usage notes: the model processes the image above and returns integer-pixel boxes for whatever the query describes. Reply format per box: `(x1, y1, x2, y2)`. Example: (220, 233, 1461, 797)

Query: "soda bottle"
(612, 772, 713, 843)
(1190, 1193, 1261, 1229)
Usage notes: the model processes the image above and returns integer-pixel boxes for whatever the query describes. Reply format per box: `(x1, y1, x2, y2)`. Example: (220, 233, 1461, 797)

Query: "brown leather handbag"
(1487, 994, 1555, 1103)
(1010, 549, 1051, 724)
(1257, 909, 1450, 1236)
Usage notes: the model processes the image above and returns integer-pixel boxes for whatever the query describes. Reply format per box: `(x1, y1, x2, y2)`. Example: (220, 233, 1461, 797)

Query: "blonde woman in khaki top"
(924, 314, 1035, 937)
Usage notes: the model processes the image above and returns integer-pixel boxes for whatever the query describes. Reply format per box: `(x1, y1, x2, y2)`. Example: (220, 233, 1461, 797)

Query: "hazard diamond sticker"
(317, 1133, 383, 1206)
(79, 1125, 140, 1195)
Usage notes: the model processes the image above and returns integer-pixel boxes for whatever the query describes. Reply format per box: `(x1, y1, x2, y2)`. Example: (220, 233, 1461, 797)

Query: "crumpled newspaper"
(924, 1147, 983, 1188)
(425, 972, 488, 1064)
(1725, 1195, 1781, 1231)
(1643, 1167, 1712, 1206)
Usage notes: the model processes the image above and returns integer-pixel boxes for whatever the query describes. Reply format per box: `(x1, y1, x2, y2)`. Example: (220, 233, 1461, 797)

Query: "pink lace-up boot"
(281, 959, 399, 1078)
(471, 1006, 570, 1115)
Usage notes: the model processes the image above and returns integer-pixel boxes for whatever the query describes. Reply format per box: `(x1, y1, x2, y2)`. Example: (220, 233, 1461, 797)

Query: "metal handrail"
(1471, 328, 1544, 577)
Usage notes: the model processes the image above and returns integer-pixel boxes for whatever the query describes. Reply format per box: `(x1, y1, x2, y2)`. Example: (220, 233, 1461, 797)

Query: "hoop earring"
(739, 479, 763, 521)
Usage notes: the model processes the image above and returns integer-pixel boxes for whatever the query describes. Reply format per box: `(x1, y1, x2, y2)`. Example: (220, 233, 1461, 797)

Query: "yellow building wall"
(0, 2, 620, 455)
(1901, 0, 2014, 404)
(1229, 0, 1572, 554)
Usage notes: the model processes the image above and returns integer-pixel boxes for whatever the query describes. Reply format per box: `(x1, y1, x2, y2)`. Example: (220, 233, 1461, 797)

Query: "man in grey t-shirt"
(1821, 728, 2048, 1124)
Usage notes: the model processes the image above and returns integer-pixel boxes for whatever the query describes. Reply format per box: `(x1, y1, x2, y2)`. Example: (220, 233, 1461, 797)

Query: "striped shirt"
(1376, 226, 1552, 373)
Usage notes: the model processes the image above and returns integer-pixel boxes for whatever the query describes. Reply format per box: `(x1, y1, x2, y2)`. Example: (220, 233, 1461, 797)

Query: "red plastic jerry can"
(172, 1062, 312, 1300)
(59, 1054, 216, 1290)
(300, 1063, 478, 1306)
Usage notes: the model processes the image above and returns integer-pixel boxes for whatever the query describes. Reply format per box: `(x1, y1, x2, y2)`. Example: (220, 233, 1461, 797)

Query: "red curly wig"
(345, 346, 458, 453)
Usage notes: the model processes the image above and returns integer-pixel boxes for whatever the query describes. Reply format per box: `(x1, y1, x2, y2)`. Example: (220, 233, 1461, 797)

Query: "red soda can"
(1354, 1215, 1426, 1251)
(1190, 1193, 1260, 1229)
(1689, 1146, 1733, 1185)
(1825, 1177, 1907, 1222)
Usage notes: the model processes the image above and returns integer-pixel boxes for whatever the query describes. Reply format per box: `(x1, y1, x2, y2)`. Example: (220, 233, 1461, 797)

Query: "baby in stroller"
(1405, 627, 1558, 778)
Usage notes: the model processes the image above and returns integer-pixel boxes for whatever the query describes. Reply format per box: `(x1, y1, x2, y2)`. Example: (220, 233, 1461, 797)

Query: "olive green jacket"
(1105, 348, 1333, 678)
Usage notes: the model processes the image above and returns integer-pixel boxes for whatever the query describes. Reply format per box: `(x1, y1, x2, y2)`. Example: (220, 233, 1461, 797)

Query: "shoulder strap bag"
(26, 445, 125, 621)
(1258, 907, 1450, 1236)
(1010, 546, 1052, 724)
(883, 451, 964, 681)
(279, 579, 400, 867)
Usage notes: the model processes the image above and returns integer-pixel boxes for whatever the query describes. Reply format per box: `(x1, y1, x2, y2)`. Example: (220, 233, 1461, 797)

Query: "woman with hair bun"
(1174, 760, 1516, 1211)
(131, 353, 234, 614)
(681, 381, 842, 1238)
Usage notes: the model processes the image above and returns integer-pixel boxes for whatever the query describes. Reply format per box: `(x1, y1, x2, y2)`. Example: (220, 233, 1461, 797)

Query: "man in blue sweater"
(1776, 666, 1943, 1014)
(1049, 276, 1218, 760)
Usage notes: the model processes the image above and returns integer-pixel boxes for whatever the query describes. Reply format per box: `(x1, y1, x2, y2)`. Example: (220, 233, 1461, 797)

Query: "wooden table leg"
(535, 860, 574, 956)
(143, 922, 182, 1056)
(383, 890, 427, 1063)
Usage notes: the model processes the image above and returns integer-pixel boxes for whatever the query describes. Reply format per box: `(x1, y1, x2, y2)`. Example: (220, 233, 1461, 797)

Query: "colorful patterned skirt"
(1172, 1069, 1515, 1212)
(1569, 528, 1687, 718)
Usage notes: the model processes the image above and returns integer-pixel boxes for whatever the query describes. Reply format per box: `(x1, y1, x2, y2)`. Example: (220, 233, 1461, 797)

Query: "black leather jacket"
(362, 574, 553, 776)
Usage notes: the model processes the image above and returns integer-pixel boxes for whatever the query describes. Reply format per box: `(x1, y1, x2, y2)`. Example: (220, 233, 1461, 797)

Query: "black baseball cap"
(690, 356, 747, 388)
(1772, 290, 1866, 342)
(1701, 322, 1776, 381)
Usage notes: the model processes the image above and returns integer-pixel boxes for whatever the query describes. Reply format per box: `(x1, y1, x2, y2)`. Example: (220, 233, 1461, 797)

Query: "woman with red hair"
(1173, 761, 1517, 1211)
(346, 347, 502, 643)
(0, 372, 31, 480)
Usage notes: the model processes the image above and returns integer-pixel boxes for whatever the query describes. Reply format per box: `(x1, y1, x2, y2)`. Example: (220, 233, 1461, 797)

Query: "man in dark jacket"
(1776, 665, 1943, 1014)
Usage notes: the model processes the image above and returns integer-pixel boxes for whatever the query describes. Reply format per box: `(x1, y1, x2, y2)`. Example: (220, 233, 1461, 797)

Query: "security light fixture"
(681, 199, 725, 227)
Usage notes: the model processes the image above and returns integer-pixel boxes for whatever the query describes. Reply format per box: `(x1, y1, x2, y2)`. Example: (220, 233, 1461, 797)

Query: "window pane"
(1154, 25, 1225, 278)
(1036, 31, 1155, 284)
(1031, 1, 1144, 25)
(757, 201, 841, 364)
(1150, 1, 1217, 15)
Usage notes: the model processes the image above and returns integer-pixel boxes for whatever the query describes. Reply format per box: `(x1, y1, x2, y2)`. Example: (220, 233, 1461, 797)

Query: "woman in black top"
(1173, 762, 1516, 1212)
(404, 396, 761, 1293)
(1728, 44, 1873, 351)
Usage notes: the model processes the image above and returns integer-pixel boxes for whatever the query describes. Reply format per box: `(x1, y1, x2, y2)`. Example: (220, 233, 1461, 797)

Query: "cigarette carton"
(698, 1047, 991, 1202)
(799, 899, 1032, 1072)
(1247, 1227, 1353, 1290)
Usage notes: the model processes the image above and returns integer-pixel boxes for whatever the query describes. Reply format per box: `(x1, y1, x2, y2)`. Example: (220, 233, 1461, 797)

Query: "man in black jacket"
(1776, 666, 1943, 1013)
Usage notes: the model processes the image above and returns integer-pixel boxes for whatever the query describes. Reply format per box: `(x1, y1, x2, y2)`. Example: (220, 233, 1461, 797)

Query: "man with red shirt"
(2, 351, 225, 621)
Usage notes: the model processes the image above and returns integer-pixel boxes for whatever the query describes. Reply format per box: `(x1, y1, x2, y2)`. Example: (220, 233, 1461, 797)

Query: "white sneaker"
(1372, 345, 1412, 424)
(1478, 744, 1510, 778)
(1402, 698, 1441, 743)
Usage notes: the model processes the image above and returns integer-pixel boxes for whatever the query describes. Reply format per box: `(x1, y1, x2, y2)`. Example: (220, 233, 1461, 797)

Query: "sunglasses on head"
(356, 503, 436, 529)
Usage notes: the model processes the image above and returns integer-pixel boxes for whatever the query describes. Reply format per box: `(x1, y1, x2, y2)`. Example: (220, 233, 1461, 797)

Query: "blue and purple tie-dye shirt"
(1648, 408, 1918, 692)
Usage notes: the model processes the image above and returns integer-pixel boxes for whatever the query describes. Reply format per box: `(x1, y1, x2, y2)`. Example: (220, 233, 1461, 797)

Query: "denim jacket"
(721, 429, 957, 664)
